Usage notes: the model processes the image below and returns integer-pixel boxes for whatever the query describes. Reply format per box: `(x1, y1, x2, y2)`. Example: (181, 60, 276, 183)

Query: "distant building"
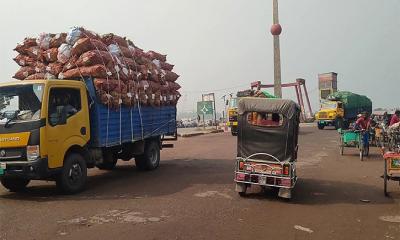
(318, 72, 337, 100)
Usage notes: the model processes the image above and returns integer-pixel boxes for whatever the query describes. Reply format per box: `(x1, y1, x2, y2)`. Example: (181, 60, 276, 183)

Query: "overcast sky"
(0, 0, 399, 114)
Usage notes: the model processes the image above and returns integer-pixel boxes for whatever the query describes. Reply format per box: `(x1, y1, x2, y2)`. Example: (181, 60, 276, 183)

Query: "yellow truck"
(226, 98, 238, 136)
(315, 91, 372, 130)
(0, 78, 177, 193)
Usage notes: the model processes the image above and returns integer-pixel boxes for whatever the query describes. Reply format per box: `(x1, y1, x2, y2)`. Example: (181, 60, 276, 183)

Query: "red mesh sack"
(148, 81, 161, 91)
(13, 66, 36, 80)
(163, 71, 179, 82)
(25, 73, 46, 80)
(60, 65, 108, 79)
(160, 62, 174, 71)
(76, 50, 113, 67)
(146, 51, 167, 62)
(13, 54, 36, 67)
(93, 78, 123, 92)
(46, 63, 63, 76)
(71, 38, 108, 56)
(34, 62, 47, 73)
(50, 33, 67, 48)
(43, 48, 58, 62)
(62, 56, 78, 71)
(14, 38, 37, 54)
(102, 33, 129, 48)
(26, 46, 44, 61)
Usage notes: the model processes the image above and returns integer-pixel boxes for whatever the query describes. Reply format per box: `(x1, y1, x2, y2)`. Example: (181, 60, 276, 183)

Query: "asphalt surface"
(1, 126, 400, 240)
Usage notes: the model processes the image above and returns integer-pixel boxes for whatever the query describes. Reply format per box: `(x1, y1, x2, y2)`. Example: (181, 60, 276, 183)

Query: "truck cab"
(0, 79, 175, 193)
(226, 97, 238, 136)
(315, 100, 345, 130)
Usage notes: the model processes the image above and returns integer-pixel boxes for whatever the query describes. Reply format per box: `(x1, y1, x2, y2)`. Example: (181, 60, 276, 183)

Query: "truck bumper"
(0, 158, 60, 180)
(318, 120, 335, 126)
(227, 121, 238, 127)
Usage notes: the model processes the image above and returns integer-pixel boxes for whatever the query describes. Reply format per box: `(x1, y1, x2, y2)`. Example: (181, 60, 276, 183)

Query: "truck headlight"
(27, 145, 40, 161)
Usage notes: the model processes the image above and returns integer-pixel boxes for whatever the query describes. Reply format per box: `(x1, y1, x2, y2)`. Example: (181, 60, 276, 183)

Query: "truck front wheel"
(135, 140, 160, 171)
(231, 126, 238, 136)
(56, 153, 87, 194)
(0, 178, 30, 192)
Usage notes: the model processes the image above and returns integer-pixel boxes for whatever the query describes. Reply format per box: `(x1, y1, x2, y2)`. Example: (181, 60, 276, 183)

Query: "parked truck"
(0, 78, 177, 193)
(226, 97, 238, 136)
(315, 91, 372, 130)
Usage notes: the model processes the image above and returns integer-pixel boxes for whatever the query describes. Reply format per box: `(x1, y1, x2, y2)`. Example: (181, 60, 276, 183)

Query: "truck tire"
(135, 140, 160, 171)
(0, 178, 30, 192)
(56, 153, 87, 194)
(231, 127, 238, 136)
(96, 151, 117, 170)
(317, 123, 325, 130)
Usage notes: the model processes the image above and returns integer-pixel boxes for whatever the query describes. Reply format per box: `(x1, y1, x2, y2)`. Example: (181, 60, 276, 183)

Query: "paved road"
(1, 126, 400, 240)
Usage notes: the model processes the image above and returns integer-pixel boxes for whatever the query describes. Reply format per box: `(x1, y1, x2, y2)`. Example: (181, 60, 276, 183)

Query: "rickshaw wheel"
(340, 137, 344, 155)
(384, 159, 389, 197)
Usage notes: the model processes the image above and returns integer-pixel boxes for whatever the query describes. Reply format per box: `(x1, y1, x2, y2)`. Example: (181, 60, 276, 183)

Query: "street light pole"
(272, 0, 282, 98)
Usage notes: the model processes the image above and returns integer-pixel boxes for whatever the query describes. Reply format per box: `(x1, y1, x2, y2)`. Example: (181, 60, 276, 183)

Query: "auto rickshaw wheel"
(236, 183, 247, 197)
(384, 159, 389, 197)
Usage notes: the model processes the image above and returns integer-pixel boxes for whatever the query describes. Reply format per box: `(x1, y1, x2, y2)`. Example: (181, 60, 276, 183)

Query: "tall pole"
(272, 0, 282, 98)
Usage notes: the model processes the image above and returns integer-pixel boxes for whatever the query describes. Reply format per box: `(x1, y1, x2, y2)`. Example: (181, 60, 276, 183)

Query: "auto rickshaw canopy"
(237, 98, 301, 163)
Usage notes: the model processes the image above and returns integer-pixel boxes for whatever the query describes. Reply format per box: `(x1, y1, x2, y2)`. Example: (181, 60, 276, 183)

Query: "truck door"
(46, 86, 90, 169)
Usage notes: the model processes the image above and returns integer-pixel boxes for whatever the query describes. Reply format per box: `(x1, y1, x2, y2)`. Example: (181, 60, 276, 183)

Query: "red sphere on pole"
(271, 24, 282, 36)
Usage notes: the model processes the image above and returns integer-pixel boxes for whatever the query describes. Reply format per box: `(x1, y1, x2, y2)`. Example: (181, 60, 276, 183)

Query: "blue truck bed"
(85, 78, 177, 147)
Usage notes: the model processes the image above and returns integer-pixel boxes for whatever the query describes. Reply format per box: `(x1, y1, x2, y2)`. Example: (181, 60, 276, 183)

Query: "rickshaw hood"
(237, 98, 300, 119)
(236, 98, 301, 163)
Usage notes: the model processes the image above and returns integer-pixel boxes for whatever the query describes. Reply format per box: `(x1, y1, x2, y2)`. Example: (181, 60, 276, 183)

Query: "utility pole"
(272, 0, 282, 98)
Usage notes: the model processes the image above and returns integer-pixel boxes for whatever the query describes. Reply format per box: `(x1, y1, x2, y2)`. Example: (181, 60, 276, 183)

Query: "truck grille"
(229, 115, 238, 122)
(319, 112, 328, 119)
(0, 147, 26, 162)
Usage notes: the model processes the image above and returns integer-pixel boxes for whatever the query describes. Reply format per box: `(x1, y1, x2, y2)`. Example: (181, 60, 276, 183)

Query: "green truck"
(315, 91, 372, 130)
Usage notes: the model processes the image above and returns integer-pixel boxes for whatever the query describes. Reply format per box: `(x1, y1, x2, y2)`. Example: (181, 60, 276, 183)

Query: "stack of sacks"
(13, 27, 181, 109)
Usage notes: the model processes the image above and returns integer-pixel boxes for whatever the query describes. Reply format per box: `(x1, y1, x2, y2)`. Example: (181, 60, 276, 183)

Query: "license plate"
(320, 121, 325, 124)
(0, 163, 5, 176)
(391, 159, 400, 168)
(259, 176, 267, 185)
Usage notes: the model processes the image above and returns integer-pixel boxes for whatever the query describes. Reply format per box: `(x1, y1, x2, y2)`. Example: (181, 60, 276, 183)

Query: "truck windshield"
(229, 98, 237, 108)
(0, 83, 44, 123)
(321, 102, 337, 110)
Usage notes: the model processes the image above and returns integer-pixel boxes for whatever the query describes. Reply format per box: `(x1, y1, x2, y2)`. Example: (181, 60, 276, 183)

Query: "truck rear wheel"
(56, 153, 87, 194)
(135, 140, 160, 171)
(0, 178, 30, 192)
(231, 126, 238, 136)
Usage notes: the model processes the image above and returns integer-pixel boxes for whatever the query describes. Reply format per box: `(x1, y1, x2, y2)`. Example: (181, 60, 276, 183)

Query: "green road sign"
(197, 101, 214, 115)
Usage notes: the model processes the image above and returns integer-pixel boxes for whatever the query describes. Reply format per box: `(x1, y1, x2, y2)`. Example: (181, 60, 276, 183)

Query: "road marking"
(58, 210, 165, 226)
(379, 216, 400, 223)
(294, 225, 314, 233)
(194, 191, 233, 199)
